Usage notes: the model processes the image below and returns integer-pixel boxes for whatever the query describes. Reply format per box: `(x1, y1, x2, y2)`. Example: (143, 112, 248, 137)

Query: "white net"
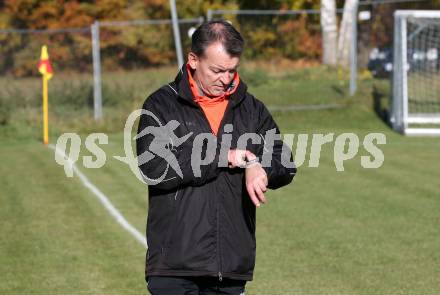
(392, 11, 440, 135)
(407, 17, 440, 117)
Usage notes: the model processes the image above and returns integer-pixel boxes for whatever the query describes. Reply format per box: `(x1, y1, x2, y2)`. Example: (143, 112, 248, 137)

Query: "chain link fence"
(207, 8, 355, 109)
(97, 17, 203, 120)
(0, 27, 94, 136)
(208, 9, 331, 63)
(0, 17, 203, 138)
(0, 2, 435, 139)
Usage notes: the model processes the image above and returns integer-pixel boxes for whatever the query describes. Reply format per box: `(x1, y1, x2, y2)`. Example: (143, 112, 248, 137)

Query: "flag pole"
(38, 45, 53, 145)
(42, 75, 49, 145)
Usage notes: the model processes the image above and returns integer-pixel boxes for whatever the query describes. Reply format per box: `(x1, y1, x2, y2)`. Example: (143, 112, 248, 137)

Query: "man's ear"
(188, 52, 198, 70)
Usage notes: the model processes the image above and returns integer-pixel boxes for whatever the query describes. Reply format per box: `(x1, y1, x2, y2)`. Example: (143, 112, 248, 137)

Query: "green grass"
(1, 66, 440, 294)
(0, 140, 147, 294)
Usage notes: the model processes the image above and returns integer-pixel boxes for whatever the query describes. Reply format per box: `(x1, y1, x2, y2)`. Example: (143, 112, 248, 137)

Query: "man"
(136, 20, 296, 295)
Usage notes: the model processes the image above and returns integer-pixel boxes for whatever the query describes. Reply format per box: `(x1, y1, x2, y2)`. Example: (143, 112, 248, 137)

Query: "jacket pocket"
(163, 189, 180, 251)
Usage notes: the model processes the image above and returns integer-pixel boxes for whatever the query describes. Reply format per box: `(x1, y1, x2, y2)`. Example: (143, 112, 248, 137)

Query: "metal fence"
(0, 17, 203, 120)
(0, 2, 433, 123)
(207, 8, 359, 94)
(94, 17, 203, 119)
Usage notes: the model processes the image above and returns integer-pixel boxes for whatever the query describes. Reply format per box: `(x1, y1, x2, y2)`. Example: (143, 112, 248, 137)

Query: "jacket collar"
(174, 63, 248, 108)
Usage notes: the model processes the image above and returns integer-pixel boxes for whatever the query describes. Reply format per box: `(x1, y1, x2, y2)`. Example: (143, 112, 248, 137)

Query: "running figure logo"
(115, 109, 192, 184)
(136, 120, 192, 179)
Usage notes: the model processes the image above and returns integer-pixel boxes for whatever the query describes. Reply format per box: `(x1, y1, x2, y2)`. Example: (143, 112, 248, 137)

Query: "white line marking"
(49, 144, 148, 249)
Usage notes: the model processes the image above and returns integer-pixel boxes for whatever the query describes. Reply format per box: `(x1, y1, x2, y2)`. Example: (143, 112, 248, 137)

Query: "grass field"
(1, 66, 440, 294)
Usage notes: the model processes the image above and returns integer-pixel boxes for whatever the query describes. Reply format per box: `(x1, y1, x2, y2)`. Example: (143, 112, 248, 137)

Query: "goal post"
(391, 10, 440, 136)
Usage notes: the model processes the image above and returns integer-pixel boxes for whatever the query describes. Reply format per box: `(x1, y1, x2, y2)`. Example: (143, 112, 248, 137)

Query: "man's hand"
(228, 150, 255, 168)
(245, 163, 268, 207)
(227, 149, 267, 207)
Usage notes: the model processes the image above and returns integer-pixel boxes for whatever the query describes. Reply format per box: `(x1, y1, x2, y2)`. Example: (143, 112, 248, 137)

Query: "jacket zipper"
(193, 106, 223, 281)
(194, 107, 214, 134)
(217, 101, 233, 138)
(217, 197, 223, 282)
(194, 103, 232, 282)
(213, 103, 234, 282)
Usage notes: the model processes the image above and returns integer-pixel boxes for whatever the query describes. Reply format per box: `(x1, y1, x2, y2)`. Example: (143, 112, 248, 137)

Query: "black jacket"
(137, 65, 296, 282)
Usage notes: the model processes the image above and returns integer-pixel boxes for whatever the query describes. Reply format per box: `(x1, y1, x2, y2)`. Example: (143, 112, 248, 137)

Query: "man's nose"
(220, 72, 233, 86)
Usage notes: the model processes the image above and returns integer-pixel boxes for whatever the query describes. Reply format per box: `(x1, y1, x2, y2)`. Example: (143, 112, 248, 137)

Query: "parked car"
(367, 47, 393, 78)
(367, 46, 439, 79)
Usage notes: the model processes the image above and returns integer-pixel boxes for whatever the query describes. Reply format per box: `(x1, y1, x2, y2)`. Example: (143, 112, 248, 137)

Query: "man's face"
(188, 42, 240, 97)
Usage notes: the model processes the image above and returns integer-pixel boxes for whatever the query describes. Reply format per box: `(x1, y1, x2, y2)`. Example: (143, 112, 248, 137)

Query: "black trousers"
(146, 276, 246, 295)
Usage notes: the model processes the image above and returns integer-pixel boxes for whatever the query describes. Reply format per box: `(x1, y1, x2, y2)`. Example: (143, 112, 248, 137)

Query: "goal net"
(391, 10, 440, 136)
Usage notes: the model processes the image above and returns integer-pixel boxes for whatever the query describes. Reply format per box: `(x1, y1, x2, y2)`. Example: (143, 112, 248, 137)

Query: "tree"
(320, 0, 337, 65)
(337, 0, 358, 67)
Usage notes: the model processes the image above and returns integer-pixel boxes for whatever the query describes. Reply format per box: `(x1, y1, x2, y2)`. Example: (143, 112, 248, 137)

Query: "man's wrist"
(245, 150, 257, 160)
(245, 158, 260, 168)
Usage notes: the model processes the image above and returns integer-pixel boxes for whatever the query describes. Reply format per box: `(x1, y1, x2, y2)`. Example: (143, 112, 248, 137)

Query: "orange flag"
(38, 45, 53, 79)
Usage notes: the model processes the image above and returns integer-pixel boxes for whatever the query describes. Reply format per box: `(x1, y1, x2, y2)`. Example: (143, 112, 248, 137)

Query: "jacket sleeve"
(136, 98, 222, 191)
(255, 102, 296, 189)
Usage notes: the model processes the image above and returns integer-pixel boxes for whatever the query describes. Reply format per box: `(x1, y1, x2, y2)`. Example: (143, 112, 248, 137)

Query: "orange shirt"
(187, 64, 240, 136)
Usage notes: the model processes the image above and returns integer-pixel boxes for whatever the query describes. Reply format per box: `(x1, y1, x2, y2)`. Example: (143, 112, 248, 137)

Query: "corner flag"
(38, 45, 53, 79)
(38, 45, 53, 145)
